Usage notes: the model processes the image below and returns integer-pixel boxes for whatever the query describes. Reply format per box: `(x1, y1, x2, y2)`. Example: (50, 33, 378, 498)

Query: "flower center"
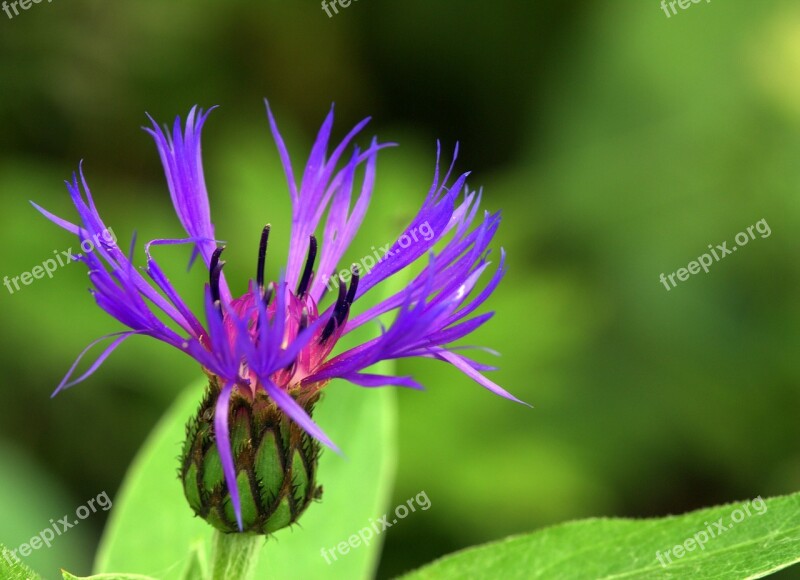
(206, 226, 359, 394)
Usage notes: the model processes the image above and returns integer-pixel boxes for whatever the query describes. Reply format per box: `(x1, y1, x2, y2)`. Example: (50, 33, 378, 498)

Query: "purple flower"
(35, 103, 525, 530)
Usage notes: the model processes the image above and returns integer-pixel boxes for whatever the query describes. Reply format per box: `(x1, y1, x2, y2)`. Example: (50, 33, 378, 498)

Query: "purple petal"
(144, 238, 209, 338)
(351, 171, 469, 300)
(276, 106, 377, 290)
(342, 373, 425, 390)
(144, 106, 230, 301)
(436, 350, 530, 406)
(214, 381, 243, 531)
(30, 201, 84, 237)
(259, 376, 339, 453)
(34, 169, 204, 337)
(264, 100, 299, 203)
(52, 331, 140, 396)
(311, 142, 383, 301)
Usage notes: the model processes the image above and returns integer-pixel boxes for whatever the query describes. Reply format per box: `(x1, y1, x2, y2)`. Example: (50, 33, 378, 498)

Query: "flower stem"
(210, 530, 262, 580)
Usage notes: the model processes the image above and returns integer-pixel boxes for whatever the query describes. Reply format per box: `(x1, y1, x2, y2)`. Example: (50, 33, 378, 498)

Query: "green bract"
(181, 378, 321, 534)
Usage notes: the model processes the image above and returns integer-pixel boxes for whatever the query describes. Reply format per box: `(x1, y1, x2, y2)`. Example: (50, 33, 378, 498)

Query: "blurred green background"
(1, 1, 800, 578)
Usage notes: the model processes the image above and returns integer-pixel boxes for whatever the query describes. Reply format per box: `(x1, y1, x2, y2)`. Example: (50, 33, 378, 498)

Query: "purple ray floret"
(34, 103, 525, 531)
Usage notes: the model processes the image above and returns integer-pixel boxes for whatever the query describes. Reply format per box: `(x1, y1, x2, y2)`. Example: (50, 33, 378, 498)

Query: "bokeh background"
(2, 1, 800, 578)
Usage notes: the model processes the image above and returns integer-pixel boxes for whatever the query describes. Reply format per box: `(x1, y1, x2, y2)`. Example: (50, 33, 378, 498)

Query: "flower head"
(35, 103, 524, 532)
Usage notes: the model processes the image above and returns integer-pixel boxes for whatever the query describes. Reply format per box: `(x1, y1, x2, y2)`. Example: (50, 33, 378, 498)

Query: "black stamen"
(210, 246, 224, 275)
(333, 276, 348, 320)
(319, 318, 337, 344)
(210, 261, 225, 305)
(336, 301, 352, 326)
(209, 247, 225, 306)
(320, 277, 347, 343)
(256, 224, 271, 289)
(296, 235, 318, 297)
(345, 264, 360, 305)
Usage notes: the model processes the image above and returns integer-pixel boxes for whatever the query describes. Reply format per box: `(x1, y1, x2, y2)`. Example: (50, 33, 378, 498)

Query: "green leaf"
(403, 492, 800, 579)
(94, 375, 397, 580)
(0, 542, 41, 579)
